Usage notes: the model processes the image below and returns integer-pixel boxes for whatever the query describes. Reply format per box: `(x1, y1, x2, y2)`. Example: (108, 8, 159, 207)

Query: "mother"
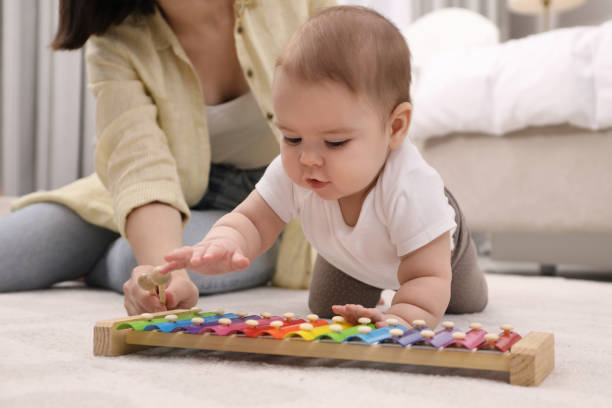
(0, 0, 333, 314)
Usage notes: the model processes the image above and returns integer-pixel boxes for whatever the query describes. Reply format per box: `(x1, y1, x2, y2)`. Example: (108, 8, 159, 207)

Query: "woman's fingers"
(123, 265, 169, 315)
(124, 283, 163, 315)
(141, 293, 166, 313)
(165, 277, 199, 310)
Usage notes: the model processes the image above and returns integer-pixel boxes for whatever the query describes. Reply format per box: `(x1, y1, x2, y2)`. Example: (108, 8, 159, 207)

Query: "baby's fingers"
(230, 251, 250, 270)
(332, 304, 368, 325)
(155, 260, 184, 275)
(201, 243, 228, 262)
(164, 246, 194, 264)
(331, 304, 347, 316)
(190, 243, 212, 266)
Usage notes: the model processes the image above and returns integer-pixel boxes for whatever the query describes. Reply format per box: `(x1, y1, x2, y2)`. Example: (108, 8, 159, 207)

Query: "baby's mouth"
(306, 178, 329, 189)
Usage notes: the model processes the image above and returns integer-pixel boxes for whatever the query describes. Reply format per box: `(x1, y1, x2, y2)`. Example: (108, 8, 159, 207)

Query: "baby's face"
(272, 70, 393, 202)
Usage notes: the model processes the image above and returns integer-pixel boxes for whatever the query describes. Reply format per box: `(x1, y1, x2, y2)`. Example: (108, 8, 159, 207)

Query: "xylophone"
(94, 307, 555, 386)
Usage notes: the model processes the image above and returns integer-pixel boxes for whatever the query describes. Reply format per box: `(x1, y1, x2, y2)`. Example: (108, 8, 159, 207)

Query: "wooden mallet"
(150, 267, 171, 306)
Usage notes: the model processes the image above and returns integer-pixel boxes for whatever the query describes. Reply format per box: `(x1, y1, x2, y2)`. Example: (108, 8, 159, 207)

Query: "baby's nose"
(299, 150, 323, 166)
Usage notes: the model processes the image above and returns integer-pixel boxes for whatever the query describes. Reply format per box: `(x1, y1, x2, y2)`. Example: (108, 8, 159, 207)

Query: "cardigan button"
(246, 68, 253, 78)
(266, 112, 274, 120)
(237, 25, 243, 34)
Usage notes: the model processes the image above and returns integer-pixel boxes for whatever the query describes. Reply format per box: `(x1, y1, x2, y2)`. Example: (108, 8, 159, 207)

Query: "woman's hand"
(160, 237, 251, 276)
(123, 265, 199, 315)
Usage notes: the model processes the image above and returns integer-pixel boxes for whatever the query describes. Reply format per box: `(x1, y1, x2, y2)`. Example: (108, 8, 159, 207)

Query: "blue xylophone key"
(344, 325, 410, 344)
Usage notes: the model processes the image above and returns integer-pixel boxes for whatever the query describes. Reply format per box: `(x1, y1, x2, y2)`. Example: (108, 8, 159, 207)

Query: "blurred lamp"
(507, 0, 585, 31)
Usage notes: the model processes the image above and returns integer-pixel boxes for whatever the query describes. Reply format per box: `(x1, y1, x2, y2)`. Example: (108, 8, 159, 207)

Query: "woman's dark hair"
(52, 0, 156, 50)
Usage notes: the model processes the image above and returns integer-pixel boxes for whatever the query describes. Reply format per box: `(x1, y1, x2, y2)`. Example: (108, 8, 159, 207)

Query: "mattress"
(414, 125, 612, 235)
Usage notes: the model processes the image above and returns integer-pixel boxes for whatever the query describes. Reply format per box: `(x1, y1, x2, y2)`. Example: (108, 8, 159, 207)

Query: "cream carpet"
(1, 273, 611, 408)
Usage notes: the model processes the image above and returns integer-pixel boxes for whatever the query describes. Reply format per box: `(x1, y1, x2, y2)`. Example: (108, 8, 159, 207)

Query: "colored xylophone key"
(199, 316, 285, 336)
(113, 310, 521, 354)
(382, 320, 431, 347)
(445, 323, 487, 351)
(283, 319, 344, 341)
(344, 324, 411, 344)
(116, 311, 229, 331)
(430, 321, 459, 349)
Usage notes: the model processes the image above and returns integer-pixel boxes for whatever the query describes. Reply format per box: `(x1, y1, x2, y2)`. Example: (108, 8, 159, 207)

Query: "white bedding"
(409, 21, 612, 140)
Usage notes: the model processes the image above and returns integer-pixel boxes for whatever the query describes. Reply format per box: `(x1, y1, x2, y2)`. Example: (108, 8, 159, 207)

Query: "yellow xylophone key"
(285, 320, 352, 341)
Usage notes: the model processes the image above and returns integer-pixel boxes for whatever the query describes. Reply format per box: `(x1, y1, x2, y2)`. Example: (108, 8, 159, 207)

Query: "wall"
(0, 0, 95, 196)
(509, 0, 612, 38)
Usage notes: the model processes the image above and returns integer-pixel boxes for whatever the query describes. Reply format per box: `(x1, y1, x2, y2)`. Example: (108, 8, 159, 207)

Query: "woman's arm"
(87, 32, 191, 238)
(122, 202, 199, 315)
(87, 32, 198, 314)
(125, 202, 183, 267)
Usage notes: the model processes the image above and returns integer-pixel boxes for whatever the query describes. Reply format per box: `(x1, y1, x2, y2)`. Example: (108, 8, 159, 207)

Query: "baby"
(161, 6, 488, 328)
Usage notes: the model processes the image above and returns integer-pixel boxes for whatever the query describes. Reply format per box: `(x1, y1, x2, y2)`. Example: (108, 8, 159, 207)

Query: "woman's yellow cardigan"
(12, 0, 335, 288)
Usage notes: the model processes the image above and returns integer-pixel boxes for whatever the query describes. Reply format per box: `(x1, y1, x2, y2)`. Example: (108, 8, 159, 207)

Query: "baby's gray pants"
(308, 188, 488, 317)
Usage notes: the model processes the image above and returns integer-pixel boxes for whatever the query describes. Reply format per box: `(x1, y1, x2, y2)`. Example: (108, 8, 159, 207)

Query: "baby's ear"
(388, 102, 412, 149)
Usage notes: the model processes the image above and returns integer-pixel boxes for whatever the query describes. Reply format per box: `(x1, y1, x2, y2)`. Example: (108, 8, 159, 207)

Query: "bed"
(415, 126, 612, 268)
(405, 10, 612, 269)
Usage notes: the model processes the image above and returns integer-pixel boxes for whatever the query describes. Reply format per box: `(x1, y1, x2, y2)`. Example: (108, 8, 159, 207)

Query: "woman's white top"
(206, 92, 279, 169)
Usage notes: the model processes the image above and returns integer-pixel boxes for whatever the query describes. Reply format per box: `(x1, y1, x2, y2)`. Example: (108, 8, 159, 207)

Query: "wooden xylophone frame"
(94, 309, 555, 386)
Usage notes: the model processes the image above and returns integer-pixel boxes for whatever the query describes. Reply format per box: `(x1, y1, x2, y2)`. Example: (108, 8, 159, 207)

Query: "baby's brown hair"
(276, 5, 411, 119)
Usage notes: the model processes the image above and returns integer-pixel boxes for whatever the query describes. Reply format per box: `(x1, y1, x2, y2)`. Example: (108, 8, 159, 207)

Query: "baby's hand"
(160, 239, 250, 275)
(331, 304, 410, 329)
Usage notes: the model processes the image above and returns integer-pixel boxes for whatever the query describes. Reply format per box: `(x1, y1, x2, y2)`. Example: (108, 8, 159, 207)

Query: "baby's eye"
(325, 140, 349, 148)
(283, 136, 301, 145)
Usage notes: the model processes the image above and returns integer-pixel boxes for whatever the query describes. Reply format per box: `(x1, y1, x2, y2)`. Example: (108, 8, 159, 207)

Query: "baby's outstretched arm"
(160, 190, 286, 275)
(333, 232, 452, 329)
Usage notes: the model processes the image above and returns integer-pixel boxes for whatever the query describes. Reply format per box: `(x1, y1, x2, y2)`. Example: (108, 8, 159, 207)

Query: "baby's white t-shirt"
(255, 141, 456, 290)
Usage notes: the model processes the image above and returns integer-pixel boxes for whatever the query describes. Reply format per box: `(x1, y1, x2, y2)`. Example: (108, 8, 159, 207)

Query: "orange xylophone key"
(241, 312, 307, 338)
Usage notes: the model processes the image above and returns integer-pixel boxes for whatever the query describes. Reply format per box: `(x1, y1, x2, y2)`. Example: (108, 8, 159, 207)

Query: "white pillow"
(409, 21, 612, 140)
(403, 7, 500, 76)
